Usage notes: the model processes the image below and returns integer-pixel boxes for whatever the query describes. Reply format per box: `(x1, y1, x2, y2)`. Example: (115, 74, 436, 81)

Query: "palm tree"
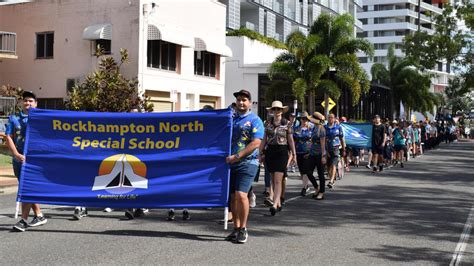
(268, 13, 373, 114)
(267, 30, 328, 111)
(309, 13, 373, 114)
(371, 44, 439, 118)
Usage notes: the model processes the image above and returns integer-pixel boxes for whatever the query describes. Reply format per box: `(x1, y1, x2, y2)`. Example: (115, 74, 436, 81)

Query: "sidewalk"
(0, 166, 17, 189)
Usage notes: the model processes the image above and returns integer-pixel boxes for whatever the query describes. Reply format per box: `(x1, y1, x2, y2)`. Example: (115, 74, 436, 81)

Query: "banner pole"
(224, 207, 228, 230)
(15, 201, 20, 219)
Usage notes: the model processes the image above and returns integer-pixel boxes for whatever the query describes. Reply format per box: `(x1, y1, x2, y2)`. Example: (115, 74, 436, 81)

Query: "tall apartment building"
(358, 0, 453, 94)
(221, 0, 363, 41)
(222, 0, 363, 114)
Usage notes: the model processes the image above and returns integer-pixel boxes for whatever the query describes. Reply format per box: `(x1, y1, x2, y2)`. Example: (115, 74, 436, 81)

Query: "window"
(359, 57, 368, 63)
(194, 51, 218, 78)
(147, 40, 177, 71)
(357, 32, 368, 38)
(37, 98, 64, 110)
(36, 32, 54, 59)
(95, 39, 111, 54)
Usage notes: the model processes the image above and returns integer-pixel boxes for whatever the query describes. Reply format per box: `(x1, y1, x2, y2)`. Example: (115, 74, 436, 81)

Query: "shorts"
(327, 147, 340, 166)
(265, 145, 289, 173)
(371, 145, 384, 155)
(393, 144, 405, 152)
(351, 147, 360, 157)
(230, 163, 259, 193)
(13, 159, 22, 179)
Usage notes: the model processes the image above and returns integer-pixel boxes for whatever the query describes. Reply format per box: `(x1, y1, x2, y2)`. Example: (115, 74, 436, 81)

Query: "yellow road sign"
(321, 97, 336, 111)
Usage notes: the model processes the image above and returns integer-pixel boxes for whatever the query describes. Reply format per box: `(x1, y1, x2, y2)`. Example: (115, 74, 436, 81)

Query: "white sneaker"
(103, 208, 113, 213)
(249, 192, 256, 208)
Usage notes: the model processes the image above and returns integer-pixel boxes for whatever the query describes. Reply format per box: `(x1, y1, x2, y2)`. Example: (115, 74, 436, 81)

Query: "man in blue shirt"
(325, 113, 345, 188)
(225, 89, 264, 244)
(5, 91, 47, 232)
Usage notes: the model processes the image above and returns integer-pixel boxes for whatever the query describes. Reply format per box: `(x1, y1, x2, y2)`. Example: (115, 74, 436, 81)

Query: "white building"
(222, 0, 363, 114)
(0, 0, 231, 112)
(357, 0, 453, 94)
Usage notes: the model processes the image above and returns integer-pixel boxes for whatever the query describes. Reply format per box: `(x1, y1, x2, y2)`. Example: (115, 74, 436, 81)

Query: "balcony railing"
(0, 31, 16, 55)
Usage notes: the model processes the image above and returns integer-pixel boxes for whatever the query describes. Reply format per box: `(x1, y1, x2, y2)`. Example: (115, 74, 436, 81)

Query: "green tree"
(0, 85, 24, 113)
(66, 48, 153, 112)
(371, 44, 439, 116)
(268, 14, 373, 113)
(268, 30, 329, 110)
(309, 13, 373, 112)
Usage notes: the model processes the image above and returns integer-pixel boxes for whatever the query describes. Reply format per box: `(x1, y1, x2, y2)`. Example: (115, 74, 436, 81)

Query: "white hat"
(266, 101, 289, 113)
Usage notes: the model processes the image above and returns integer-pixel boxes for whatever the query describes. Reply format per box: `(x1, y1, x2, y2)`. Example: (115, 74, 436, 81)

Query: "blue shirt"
(5, 111, 29, 155)
(324, 123, 343, 148)
(293, 123, 314, 154)
(393, 128, 406, 146)
(231, 111, 264, 166)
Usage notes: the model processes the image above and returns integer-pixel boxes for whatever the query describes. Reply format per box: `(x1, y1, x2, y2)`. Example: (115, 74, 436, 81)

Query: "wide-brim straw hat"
(266, 101, 289, 113)
(309, 112, 324, 124)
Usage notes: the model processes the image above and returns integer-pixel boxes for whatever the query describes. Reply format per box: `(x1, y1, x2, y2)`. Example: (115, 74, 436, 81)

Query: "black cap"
(374, 114, 380, 119)
(22, 91, 37, 100)
(233, 89, 251, 100)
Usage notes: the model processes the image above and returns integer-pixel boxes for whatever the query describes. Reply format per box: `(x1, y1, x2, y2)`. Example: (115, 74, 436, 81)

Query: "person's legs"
(305, 156, 319, 192)
(235, 191, 249, 228)
(271, 172, 284, 210)
(315, 154, 325, 198)
(21, 203, 32, 221)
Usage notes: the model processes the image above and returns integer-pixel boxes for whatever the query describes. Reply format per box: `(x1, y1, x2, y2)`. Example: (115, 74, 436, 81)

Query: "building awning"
(82, 23, 112, 40)
(147, 24, 193, 47)
(194, 37, 233, 57)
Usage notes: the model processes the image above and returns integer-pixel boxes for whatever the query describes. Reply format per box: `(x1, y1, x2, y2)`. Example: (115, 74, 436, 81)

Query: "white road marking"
(450, 204, 474, 266)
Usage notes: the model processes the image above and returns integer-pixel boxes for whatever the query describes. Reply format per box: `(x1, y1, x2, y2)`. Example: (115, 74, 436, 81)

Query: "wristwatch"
(235, 153, 240, 160)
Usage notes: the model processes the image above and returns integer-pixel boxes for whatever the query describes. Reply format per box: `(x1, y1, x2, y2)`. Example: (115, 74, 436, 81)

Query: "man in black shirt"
(371, 115, 387, 172)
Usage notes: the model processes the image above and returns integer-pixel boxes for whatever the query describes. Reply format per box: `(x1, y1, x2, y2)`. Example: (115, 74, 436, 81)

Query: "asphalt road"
(0, 140, 473, 265)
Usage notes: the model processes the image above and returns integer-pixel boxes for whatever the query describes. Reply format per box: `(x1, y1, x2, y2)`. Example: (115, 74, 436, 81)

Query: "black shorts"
(265, 145, 289, 173)
(393, 144, 405, 152)
(371, 145, 384, 155)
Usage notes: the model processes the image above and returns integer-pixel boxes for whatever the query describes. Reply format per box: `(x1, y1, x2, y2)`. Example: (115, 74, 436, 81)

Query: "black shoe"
(300, 187, 307, 196)
(372, 166, 378, 173)
(29, 216, 47, 227)
(236, 227, 248, 244)
(13, 219, 28, 232)
(225, 228, 239, 241)
(263, 191, 270, 197)
(277, 206, 282, 212)
(264, 198, 274, 207)
(133, 208, 149, 218)
(379, 164, 383, 172)
(280, 197, 286, 206)
(125, 209, 135, 220)
(270, 207, 277, 216)
(73, 207, 88, 220)
(182, 210, 191, 220)
(167, 210, 175, 221)
(327, 181, 334, 189)
(401, 162, 404, 168)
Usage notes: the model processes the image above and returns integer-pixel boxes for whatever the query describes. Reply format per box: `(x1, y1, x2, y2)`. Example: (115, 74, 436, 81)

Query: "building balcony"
(0, 31, 17, 59)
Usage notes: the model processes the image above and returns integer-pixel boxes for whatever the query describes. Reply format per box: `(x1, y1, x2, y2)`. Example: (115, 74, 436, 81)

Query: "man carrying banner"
(225, 90, 264, 244)
(5, 91, 48, 232)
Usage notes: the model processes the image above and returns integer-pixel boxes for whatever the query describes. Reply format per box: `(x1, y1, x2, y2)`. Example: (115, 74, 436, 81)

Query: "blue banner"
(340, 123, 373, 149)
(18, 109, 232, 208)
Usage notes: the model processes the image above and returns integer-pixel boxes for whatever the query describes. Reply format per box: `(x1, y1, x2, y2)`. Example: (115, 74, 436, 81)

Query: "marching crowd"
(3, 89, 461, 245)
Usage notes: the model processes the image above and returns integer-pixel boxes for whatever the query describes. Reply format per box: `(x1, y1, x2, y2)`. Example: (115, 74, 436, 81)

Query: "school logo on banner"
(92, 154, 148, 194)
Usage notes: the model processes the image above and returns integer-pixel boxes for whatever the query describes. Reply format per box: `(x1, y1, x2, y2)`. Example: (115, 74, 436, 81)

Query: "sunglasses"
(271, 107, 282, 111)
